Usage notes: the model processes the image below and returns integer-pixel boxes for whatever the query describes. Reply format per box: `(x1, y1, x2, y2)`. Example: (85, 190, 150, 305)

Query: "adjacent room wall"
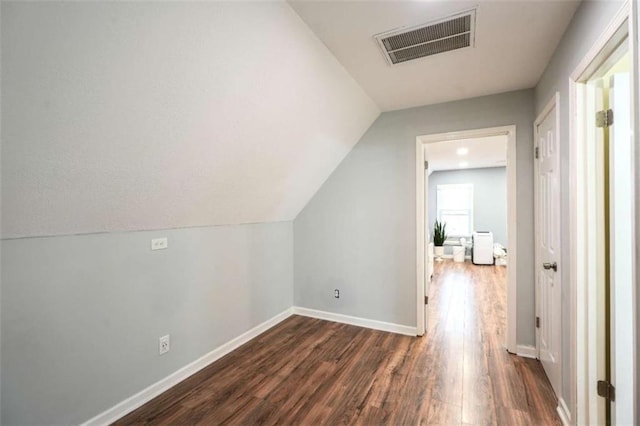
(294, 90, 534, 337)
(534, 0, 626, 418)
(1, 223, 293, 425)
(428, 166, 507, 252)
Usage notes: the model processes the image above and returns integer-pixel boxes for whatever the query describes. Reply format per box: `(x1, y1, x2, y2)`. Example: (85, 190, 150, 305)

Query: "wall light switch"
(151, 237, 168, 250)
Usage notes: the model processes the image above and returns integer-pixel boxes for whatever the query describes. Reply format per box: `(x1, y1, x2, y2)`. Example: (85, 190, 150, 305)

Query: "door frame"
(569, 2, 636, 423)
(415, 125, 517, 352)
(533, 91, 562, 393)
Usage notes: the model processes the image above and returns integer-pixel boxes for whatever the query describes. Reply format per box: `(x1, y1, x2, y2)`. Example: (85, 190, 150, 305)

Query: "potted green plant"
(433, 220, 447, 261)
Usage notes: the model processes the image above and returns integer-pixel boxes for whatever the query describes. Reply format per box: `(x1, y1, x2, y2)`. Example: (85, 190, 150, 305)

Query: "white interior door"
(608, 71, 634, 425)
(535, 96, 562, 398)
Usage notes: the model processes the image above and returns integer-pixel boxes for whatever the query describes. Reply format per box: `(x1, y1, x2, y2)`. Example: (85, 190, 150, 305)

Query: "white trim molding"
(557, 397, 571, 426)
(416, 125, 518, 352)
(81, 308, 294, 426)
(416, 138, 427, 336)
(516, 345, 537, 359)
(632, 0, 640, 422)
(292, 307, 417, 336)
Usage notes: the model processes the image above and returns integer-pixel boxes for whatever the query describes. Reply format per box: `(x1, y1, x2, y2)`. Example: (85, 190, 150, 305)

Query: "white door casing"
(569, 5, 633, 423)
(424, 157, 431, 333)
(535, 93, 562, 398)
(416, 126, 517, 349)
(608, 71, 634, 426)
(416, 138, 426, 336)
(593, 77, 608, 425)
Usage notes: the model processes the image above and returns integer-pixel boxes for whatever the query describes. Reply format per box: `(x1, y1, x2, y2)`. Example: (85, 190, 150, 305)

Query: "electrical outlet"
(159, 335, 170, 355)
(334, 289, 340, 299)
(151, 238, 168, 250)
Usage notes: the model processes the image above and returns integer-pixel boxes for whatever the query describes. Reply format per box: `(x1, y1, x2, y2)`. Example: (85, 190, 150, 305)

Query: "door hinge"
(424, 160, 429, 170)
(597, 380, 615, 401)
(536, 316, 540, 328)
(425, 296, 429, 305)
(596, 109, 614, 128)
(535, 146, 539, 159)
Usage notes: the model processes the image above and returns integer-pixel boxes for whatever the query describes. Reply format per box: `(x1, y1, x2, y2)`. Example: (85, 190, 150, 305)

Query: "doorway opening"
(570, 7, 635, 424)
(415, 125, 517, 354)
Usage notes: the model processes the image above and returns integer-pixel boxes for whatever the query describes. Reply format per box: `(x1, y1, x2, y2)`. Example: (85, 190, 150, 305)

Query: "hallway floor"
(116, 261, 560, 425)
(424, 260, 560, 424)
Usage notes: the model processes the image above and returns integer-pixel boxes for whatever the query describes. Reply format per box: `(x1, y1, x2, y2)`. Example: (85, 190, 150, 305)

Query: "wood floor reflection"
(116, 260, 560, 425)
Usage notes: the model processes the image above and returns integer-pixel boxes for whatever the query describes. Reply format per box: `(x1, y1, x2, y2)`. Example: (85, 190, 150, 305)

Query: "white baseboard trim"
(516, 344, 537, 359)
(82, 308, 294, 426)
(557, 397, 571, 426)
(292, 306, 417, 336)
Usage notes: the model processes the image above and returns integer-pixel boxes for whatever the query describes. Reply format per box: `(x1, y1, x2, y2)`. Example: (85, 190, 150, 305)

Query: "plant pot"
(434, 245, 445, 261)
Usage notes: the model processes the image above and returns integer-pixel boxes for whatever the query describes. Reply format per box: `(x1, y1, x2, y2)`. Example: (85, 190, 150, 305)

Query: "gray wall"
(428, 167, 507, 252)
(2, 3, 305, 424)
(1, 222, 293, 425)
(534, 0, 626, 417)
(294, 90, 535, 338)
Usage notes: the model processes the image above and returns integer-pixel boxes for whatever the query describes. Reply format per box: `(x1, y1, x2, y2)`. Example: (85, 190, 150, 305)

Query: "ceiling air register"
(374, 10, 476, 65)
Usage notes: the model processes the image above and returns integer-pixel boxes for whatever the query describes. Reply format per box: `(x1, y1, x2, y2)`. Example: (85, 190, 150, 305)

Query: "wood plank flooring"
(115, 261, 560, 425)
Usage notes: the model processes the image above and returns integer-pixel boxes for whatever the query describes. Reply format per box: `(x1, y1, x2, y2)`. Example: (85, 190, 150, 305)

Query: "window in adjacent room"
(436, 183, 474, 237)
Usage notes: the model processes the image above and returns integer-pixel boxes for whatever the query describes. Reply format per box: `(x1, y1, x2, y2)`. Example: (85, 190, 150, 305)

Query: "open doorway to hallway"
(417, 129, 562, 424)
(415, 126, 517, 354)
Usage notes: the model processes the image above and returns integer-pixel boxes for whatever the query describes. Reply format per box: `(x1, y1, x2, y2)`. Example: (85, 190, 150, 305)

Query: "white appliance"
(472, 231, 494, 265)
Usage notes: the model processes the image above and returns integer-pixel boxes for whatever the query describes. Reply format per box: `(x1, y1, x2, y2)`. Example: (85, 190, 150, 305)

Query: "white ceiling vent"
(374, 10, 476, 65)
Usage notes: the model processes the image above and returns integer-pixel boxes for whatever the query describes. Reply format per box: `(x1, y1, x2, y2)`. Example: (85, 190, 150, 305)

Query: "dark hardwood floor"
(115, 261, 560, 425)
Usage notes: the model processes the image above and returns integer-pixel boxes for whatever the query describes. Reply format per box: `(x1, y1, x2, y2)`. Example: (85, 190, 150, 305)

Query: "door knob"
(543, 262, 558, 272)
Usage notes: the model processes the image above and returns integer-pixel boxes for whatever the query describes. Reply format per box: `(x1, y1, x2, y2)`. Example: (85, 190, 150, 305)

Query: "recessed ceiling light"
(456, 147, 469, 156)
(459, 161, 469, 168)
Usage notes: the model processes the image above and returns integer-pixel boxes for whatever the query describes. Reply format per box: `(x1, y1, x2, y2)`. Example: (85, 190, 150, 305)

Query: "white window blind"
(436, 183, 474, 236)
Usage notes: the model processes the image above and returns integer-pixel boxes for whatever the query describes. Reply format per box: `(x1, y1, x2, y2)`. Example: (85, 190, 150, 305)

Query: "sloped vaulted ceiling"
(1, 1, 379, 238)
